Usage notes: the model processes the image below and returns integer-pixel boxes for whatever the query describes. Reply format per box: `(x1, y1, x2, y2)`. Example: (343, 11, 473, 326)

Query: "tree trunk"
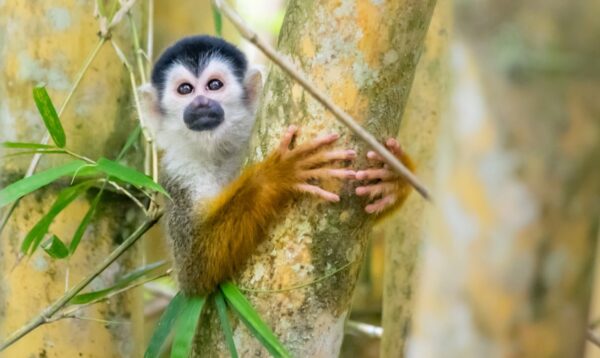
(0, 2, 144, 357)
(409, 1, 600, 356)
(379, 2, 450, 356)
(195, 0, 436, 356)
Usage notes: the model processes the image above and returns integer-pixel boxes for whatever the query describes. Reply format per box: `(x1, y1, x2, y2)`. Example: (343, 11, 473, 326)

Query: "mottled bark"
(0, 1, 144, 357)
(379, 2, 451, 356)
(195, 0, 436, 356)
(409, 1, 600, 357)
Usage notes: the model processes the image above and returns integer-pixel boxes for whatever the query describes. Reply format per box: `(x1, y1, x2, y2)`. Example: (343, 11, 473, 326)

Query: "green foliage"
(96, 157, 169, 197)
(1, 142, 56, 150)
(68, 187, 103, 255)
(211, 4, 223, 37)
(70, 260, 167, 304)
(215, 291, 238, 358)
(171, 296, 206, 358)
(32, 85, 66, 148)
(221, 283, 291, 358)
(144, 292, 186, 358)
(41, 235, 70, 259)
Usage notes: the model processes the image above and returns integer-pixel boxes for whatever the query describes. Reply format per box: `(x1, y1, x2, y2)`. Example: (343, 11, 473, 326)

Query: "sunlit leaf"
(95, 157, 169, 197)
(0, 160, 87, 208)
(221, 282, 291, 358)
(32, 85, 66, 147)
(171, 295, 206, 358)
(2, 150, 67, 159)
(70, 260, 167, 304)
(116, 125, 141, 161)
(21, 180, 94, 255)
(215, 291, 238, 358)
(69, 186, 104, 255)
(211, 4, 223, 37)
(144, 292, 186, 358)
(41, 235, 69, 259)
(1, 142, 56, 149)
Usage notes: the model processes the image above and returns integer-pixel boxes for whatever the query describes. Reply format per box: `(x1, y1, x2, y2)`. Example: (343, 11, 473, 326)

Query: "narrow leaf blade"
(1, 142, 56, 149)
(116, 125, 141, 160)
(0, 160, 87, 208)
(70, 260, 167, 304)
(41, 235, 69, 259)
(144, 292, 186, 358)
(171, 296, 206, 358)
(211, 4, 223, 37)
(221, 283, 291, 358)
(96, 157, 169, 197)
(69, 187, 103, 254)
(32, 86, 66, 147)
(215, 291, 238, 358)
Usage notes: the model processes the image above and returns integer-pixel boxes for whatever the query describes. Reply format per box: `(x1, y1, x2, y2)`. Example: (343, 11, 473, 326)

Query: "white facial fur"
(140, 57, 262, 200)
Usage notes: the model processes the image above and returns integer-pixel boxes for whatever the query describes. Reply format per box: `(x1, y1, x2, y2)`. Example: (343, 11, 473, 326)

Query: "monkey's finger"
(355, 168, 396, 181)
(291, 133, 339, 157)
(299, 149, 356, 168)
(355, 182, 396, 199)
(365, 194, 397, 214)
(386, 138, 415, 170)
(279, 125, 299, 153)
(296, 184, 340, 202)
(299, 168, 356, 180)
(366, 150, 385, 163)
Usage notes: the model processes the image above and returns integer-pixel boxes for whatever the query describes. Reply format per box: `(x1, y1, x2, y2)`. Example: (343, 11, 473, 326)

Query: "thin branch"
(101, 179, 148, 215)
(345, 321, 383, 339)
(146, 0, 154, 63)
(0, 211, 163, 352)
(589, 328, 600, 348)
(212, 0, 432, 201)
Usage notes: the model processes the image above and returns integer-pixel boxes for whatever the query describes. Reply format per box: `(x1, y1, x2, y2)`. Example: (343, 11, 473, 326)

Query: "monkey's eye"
(177, 83, 194, 95)
(207, 79, 224, 91)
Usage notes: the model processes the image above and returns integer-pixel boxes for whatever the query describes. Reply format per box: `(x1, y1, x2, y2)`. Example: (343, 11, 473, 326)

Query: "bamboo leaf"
(41, 235, 69, 259)
(95, 157, 169, 197)
(221, 283, 291, 358)
(1, 142, 56, 149)
(2, 150, 67, 159)
(171, 296, 206, 358)
(215, 291, 238, 358)
(211, 4, 223, 37)
(69, 187, 104, 255)
(21, 180, 93, 255)
(116, 125, 141, 160)
(0, 160, 87, 208)
(32, 85, 66, 147)
(70, 260, 167, 304)
(144, 292, 186, 358)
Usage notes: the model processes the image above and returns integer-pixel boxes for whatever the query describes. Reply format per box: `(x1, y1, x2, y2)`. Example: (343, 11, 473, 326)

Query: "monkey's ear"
(244, 67, 263, 111)
(138, 83, 161, 137)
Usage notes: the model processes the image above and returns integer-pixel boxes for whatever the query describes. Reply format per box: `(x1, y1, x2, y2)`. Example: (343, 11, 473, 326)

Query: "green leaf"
(2, 150, 67, 159)
(116, 125, 141, 161)
(221, 283, 291, 358)
(95, 157, 169, 197)
(32, 85, 66, 148)
(144, 292, 186, 358)
(0, 160, 87, 208)
(211, 4, 223, 37)
(41, 235, 69, 259)
(70, 260, 167, 304)
(171, 296, 206, 358)
(69, 186, 104, 255)
(215, 291, 238, 358)
(21, 180, 93, 255)
(1, 142, 56, 149)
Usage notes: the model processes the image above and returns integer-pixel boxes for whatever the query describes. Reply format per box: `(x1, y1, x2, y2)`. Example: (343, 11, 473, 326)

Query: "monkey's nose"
(191, 95, 210, 109)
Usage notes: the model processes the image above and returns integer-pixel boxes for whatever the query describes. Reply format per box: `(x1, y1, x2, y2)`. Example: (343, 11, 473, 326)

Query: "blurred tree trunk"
(195, 0, 436, 356)
(409, 1, 600, 357)
(0, 1, 144, 356)
(379, 2, 451, 356)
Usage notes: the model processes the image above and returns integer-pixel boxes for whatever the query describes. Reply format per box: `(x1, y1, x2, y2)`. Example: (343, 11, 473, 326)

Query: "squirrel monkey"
(140, 36, 358, 296)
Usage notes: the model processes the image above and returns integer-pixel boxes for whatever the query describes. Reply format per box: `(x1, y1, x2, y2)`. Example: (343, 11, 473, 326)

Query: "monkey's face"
(159, 58, 246, 134)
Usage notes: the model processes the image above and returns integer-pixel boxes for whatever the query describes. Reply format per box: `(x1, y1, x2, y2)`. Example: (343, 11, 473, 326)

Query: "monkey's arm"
(178, 126, 356, 295)
(354, 138, 416, 218)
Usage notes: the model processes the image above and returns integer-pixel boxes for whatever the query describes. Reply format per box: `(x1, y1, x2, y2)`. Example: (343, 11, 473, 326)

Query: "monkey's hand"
(274, 125, 357, 202)
(355, 138, 415, 215)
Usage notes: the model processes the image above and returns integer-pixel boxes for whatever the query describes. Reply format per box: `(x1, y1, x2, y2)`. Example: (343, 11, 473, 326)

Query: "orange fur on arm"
(177, 152, 298, 296)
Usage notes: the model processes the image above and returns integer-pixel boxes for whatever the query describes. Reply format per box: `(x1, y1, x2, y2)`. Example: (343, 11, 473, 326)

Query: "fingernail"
(356, 171, 365, 180)
(386, 138, 396, 146)
(331, 133, 340, 139)
(367, 151, 376, 158)
(347, 150, 356, 157)
(346, 170, 356, 178)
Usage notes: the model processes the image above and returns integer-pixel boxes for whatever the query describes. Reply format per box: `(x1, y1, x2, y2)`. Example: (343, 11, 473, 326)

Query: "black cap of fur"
(151, 35, 248, 96)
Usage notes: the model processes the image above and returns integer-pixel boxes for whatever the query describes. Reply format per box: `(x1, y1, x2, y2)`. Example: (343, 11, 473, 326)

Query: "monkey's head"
(141, 35, 262, 157)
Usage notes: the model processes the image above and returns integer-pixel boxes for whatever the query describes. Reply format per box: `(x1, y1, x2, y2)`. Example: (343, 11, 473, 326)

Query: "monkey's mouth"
(183, 110, 224, 132)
